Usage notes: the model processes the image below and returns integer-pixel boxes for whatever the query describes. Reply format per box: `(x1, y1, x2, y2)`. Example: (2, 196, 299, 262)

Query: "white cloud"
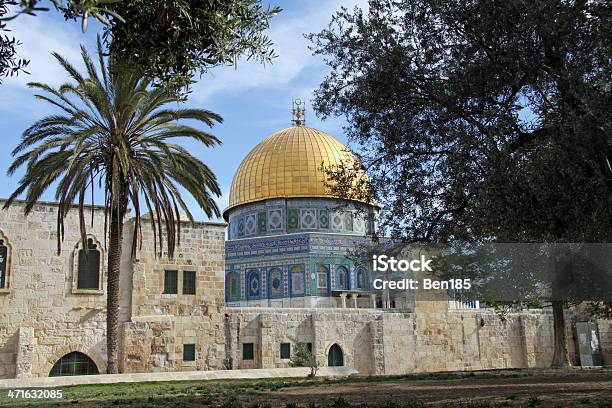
(190, 0, 369, 103)
(4, 14, 86, 86)
(0, 12, 92, 117)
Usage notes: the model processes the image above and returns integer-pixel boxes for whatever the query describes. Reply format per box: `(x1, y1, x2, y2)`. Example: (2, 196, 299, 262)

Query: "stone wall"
(225, 308, 380, 374)
(597, 319, 612, 365)
(224, 307, 562, 376)
(121, 218, 227, 373)
(0, 201, 109, 378)
(0, 201, 228, 378)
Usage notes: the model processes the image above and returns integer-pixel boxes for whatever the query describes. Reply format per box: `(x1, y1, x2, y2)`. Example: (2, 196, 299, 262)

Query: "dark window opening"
(77, 238, 100, 290)
(164, 270, 178, 294)
(328, 344, 344, 367)
(183, 344, 195, 361)
(49, 352, 99, 377)
(243, 343, 254, 360)
(280, 342, 291, 359)
(0, 240, 7, 288)
(183, 271, 196, 295)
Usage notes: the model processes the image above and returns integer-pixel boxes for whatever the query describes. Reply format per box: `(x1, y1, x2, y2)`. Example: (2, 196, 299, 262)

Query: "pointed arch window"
(290, 265, 305, 296)
(0, 241, 6, 289)
(267, 268, 283, 298)
(335, 266, 349, 290)
(226, 271, 240, 301)
(72, 237, 103, 293)
(317, 264, 329, 292)
(49, 352, 99, 377)
(246, 269, 260, 300)
(328, 344, 344, 366)
(356, 268, 367, 290)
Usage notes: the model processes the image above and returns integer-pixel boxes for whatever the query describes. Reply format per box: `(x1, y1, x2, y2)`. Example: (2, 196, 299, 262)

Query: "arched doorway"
(327, 344, 344, 366)
(49, 352, 99, 377)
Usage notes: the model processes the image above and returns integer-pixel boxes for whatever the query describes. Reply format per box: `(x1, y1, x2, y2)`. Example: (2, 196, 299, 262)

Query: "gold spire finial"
(291, 98, 306, 127)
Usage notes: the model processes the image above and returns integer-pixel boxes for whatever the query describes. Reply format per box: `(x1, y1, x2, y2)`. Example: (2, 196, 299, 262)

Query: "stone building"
(0, 115, 610, 379)
(0, 200, 227, 378)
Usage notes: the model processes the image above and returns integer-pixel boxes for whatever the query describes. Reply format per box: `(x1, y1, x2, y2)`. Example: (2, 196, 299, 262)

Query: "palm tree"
(3, 39, 222, 374)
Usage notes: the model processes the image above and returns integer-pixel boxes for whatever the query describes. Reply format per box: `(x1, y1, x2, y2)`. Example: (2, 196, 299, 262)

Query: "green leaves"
(310, 0, 612, 244)
(103, 0, 281, 84)
(4, 37, 223, 259)
(0, 1, 30, 83)
(2, 1, 277, 86)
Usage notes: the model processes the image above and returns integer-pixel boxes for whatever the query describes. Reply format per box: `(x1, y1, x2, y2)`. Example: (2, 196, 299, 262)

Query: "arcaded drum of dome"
(225, 126, 368, 217)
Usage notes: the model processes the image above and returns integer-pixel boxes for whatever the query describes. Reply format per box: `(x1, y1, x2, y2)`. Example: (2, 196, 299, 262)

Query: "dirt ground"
(2, 369, 610, 407)
(244, 372, 612, 407)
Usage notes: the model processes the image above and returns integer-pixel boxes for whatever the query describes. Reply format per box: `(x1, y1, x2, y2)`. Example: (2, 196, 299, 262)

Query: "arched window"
(0, 237, 9, 289)
(317, 264, 329, 290)
(328, 344, 344, 366)
(335, 266, 349, 290)
(246, 269, 260, 300)
(356, 268, 367, 290)
(226, 271, 240, 301)
(290, 265, 305, 296)
(268, 268, 283, 298)
(77, 238, 101, 290)
(49, 352, 99, 377)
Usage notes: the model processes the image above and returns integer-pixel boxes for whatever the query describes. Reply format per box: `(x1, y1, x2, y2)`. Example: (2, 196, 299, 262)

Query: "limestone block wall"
(0, 201, 109, 378)
(128, 219, 226, 318)
(382, 309, 556, 374)
(225, 309, 315, 370)
(379, 313, 416, 374)
(225, 308, 380, 374)
(597, 319, 612, 365)
(0, 201, 228, 378)
(310, 310, 378, 375)
(226, 307, 567, 376)
(0, 200, 607, 379)
(121, 219, 227, 373)
(122, 314, 226, 373)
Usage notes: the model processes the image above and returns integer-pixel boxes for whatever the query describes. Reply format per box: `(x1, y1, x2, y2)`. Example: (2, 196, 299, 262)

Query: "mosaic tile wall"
(225, 232, 373, 305)
(227, 198, 376, 240)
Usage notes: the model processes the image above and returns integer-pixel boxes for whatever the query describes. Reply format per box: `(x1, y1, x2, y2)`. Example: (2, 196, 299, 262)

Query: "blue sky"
(0, 0, 368, 221)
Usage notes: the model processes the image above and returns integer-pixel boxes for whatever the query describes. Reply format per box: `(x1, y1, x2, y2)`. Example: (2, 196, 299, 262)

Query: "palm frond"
(5, 36, 223, 259)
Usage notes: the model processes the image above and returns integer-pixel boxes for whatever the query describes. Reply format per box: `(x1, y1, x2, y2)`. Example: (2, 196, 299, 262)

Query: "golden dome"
(224, 126, 368, 218)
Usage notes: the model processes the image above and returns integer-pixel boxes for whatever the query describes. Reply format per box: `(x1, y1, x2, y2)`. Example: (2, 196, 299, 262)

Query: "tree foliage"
(0, 0, 121, 83)
(289, 342, 319, 378)
(309, 0, 612, 244)
(103, 0, 281, 84)
(309, 0, 612, 368)
(0, 1, 29, 82)
(3, 0, 119, 22)
(1, 0, 280, 85)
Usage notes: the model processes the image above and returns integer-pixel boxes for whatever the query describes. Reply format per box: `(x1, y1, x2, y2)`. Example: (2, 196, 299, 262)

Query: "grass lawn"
(0, 369, 610, 407)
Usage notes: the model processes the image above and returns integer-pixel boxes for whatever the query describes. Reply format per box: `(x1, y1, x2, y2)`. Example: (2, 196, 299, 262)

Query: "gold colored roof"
(224, 126, 369, 218)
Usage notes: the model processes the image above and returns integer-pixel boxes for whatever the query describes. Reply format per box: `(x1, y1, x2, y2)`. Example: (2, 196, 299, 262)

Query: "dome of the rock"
(224, 126, 368, 219)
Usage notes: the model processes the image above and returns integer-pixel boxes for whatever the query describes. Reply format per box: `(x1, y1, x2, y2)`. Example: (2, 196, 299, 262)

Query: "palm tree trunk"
(107, 202, 127, 374)
(550, 300, 569, 368)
